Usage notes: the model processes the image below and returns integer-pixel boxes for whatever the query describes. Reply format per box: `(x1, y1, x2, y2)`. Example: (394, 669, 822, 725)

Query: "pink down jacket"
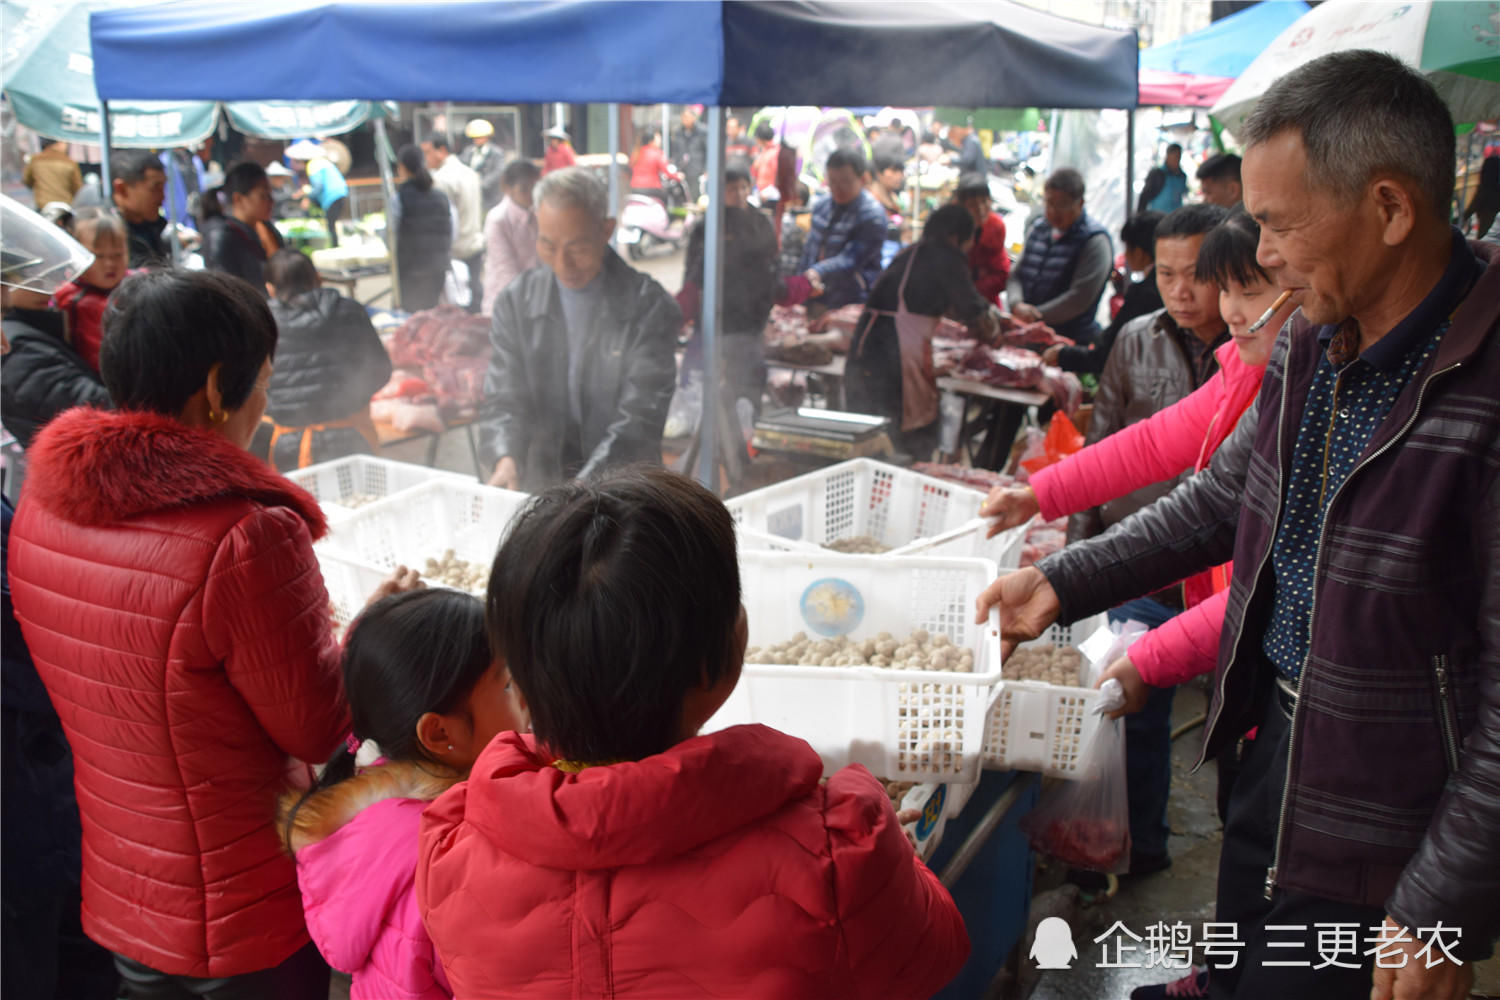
(1030, 339, 1264, 687)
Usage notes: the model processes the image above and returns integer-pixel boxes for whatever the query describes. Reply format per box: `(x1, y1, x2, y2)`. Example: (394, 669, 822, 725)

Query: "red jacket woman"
(8, 270, 359, 992)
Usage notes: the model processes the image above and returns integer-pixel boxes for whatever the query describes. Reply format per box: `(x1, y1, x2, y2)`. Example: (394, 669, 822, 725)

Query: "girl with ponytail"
(278, 588, 527, 1000)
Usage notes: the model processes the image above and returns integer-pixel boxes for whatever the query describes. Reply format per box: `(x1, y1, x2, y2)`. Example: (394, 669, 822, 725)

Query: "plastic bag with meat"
(1020, 715, 1131, 873)
(1019, 516, 1068, 567)
(763, 304, 810, 347)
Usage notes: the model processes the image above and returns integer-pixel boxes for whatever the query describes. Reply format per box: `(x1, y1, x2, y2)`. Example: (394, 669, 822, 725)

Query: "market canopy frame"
(89, 0, 1137, 492)
(89, 0, 1138, 109)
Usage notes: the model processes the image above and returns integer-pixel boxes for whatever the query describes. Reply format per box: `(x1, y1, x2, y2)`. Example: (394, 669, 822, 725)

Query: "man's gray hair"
(1044, 168, 1085, 201)
(533, 166, 609, 221)
(1240, 49, 1454, 220)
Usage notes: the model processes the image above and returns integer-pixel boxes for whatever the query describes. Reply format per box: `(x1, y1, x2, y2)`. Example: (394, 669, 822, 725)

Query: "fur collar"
(278, 760, 459, 852)
(22, 407, 326, 538)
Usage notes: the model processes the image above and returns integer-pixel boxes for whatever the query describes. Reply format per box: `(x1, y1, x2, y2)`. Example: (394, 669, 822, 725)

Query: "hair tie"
(345, 733, 362, 755)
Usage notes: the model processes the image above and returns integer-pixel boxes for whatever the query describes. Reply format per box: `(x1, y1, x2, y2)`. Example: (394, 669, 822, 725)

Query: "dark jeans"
(324, 196, 347, 248)
(115, 941, 329, 1000)
(1108, 595, 1179, 866)
(2, 878, 118, 1000)
(1209, 675, 1385, 999)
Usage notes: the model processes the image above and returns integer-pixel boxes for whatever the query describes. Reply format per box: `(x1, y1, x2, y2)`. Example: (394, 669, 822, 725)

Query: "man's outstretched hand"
(975, 567, 1061, 658)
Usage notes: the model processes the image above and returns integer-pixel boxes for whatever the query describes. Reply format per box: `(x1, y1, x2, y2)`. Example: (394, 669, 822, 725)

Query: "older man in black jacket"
(480, 167, 679, 491)
(980, 51, 1498, 1000)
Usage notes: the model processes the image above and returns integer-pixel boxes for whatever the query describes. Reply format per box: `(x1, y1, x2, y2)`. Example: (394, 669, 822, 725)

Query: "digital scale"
(751, 407, 894, 461)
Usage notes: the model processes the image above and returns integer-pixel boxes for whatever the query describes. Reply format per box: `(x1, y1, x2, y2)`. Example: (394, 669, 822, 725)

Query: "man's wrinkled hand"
(1011, 302, 1043, 323)
(980, 485, 1040, 537)
(488, 456, 520, 491)
(1369, 917, 1472, 1000)
(974, 567, 1060, 658)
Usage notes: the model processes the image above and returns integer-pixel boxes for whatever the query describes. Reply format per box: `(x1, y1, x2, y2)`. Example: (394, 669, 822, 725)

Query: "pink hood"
(288, 763, 455, 1000)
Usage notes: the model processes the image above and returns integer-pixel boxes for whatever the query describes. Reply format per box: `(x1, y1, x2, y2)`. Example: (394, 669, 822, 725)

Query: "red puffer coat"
(419, 724, 970, 999)
(7, 407, 350, 977)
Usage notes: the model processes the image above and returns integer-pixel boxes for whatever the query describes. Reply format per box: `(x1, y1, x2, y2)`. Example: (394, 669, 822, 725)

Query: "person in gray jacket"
(978, 51, 1498, 1000)
(480, 167, 679, 491)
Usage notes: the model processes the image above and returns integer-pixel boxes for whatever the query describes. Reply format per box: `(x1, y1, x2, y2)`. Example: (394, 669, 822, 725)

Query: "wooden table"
(373, 413, 485, 478)
(936, 377, 1050, 470)
(764, 353, 848, 409)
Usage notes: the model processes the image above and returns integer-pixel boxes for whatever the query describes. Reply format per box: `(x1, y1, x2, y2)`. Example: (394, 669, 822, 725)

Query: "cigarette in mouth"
(1247, 290, 1294, 334)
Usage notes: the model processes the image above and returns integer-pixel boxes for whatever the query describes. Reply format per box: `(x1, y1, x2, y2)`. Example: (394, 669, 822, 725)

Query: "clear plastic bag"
(1020, 712, 1131, 873)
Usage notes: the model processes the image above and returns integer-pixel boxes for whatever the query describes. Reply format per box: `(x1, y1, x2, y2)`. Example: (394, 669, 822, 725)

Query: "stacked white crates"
(707, 550, 1004, 784)
(285, 456, 471, 524)
(725, 458, 1026, 567)
(982, 614, 1111, 779)
(315, 479, 531, 626)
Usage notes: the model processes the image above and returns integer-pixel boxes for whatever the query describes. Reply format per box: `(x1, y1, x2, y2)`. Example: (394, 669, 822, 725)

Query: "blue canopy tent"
(89, 0, 1137, 492)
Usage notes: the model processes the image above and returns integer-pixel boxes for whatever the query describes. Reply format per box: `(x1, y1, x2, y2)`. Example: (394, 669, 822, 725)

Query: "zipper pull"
(1264, 867, 1277, 900)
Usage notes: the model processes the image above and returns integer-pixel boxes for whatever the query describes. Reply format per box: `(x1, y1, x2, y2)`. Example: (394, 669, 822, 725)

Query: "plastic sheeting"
(90, 0, 1138, 110)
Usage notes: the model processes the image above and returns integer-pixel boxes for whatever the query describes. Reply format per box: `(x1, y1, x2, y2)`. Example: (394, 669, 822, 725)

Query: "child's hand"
(368, 566, 424, 607)
(896, 807, 922, 851)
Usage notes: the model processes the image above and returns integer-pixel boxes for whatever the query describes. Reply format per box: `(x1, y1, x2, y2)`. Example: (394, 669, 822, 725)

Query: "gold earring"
(209, 408, 227, 424)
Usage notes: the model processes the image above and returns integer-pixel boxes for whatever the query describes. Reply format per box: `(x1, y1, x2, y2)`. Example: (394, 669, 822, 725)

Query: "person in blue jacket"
(1138, 142, 1188, 213)
(797, 146, 888, 313)
(288, 142, 350, 247)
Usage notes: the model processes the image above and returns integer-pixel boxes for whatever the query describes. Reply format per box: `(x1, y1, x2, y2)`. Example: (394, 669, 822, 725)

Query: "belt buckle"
(1274, 676, 1299, 717)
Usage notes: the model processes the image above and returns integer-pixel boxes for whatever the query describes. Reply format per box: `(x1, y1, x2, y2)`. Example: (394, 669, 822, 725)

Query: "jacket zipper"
(1433, 654, 1461, 773)
(1264, 360, 1462, 900)
(1201, 353, 1294, 771)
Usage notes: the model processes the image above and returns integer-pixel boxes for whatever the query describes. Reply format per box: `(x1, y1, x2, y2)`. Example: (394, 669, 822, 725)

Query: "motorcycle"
(618, 177, 693, 259)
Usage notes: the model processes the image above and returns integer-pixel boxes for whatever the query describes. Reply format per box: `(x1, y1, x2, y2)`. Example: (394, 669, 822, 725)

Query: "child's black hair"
(280, 588, 492, 851)
(1194, 207, 1271, 290)
(487, 465, 741, 764)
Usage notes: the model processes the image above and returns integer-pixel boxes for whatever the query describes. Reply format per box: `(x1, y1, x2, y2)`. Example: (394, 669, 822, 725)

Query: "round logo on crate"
(917, 785, 946, 838)
(799, 578, 865, 636)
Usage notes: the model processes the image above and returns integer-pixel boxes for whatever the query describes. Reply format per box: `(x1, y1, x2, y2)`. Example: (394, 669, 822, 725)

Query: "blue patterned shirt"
(1263, 232, 1482, 682)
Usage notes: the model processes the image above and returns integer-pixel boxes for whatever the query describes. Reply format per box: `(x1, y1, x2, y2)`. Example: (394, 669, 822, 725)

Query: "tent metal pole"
(373, 116, 402, 310)
(98, 100, 113, 206)
(608, 103, 620, 246)
(662, 103, 670, 159)
(163, 153, 184, 265)
(1125, 109, 1135, 219)
(444, 102, 455, 149)
(697, 106, 725, 492)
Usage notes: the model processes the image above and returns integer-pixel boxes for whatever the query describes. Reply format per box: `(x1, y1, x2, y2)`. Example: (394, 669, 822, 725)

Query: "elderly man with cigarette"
(979, 50, 1500, 1000)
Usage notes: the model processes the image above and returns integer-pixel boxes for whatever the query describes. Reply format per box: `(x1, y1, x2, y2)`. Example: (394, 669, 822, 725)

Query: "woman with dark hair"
(264, 248, 392, 470)
(392, 144, 452, 312)
(845, 203, 1001, 458)
(200, 161, 282, 292)
(419, 466, 969, 999)
(7, 269, 419, 999)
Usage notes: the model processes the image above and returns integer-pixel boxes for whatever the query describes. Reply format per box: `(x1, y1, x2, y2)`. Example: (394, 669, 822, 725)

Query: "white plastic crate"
(736, 527, 817, 554)
(706, 551, 1004, 783)
(982, 613, 1111, 778)
(726, 459, 1006, 559)
(315, 480, 532, 625)
(286, 456, 470, 523)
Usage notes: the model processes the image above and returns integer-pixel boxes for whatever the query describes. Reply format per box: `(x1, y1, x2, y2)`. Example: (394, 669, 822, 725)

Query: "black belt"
(1273, 675, 1298, 719)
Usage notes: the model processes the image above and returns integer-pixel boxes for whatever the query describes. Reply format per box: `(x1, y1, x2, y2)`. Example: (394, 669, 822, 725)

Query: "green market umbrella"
(224, 100, 395, 140)
(1211, 0, 1500, 132)
(2, 0, 218, 147)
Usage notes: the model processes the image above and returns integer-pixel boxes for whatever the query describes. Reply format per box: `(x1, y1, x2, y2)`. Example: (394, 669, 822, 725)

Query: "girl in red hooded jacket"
(418, 466, 970, 999)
